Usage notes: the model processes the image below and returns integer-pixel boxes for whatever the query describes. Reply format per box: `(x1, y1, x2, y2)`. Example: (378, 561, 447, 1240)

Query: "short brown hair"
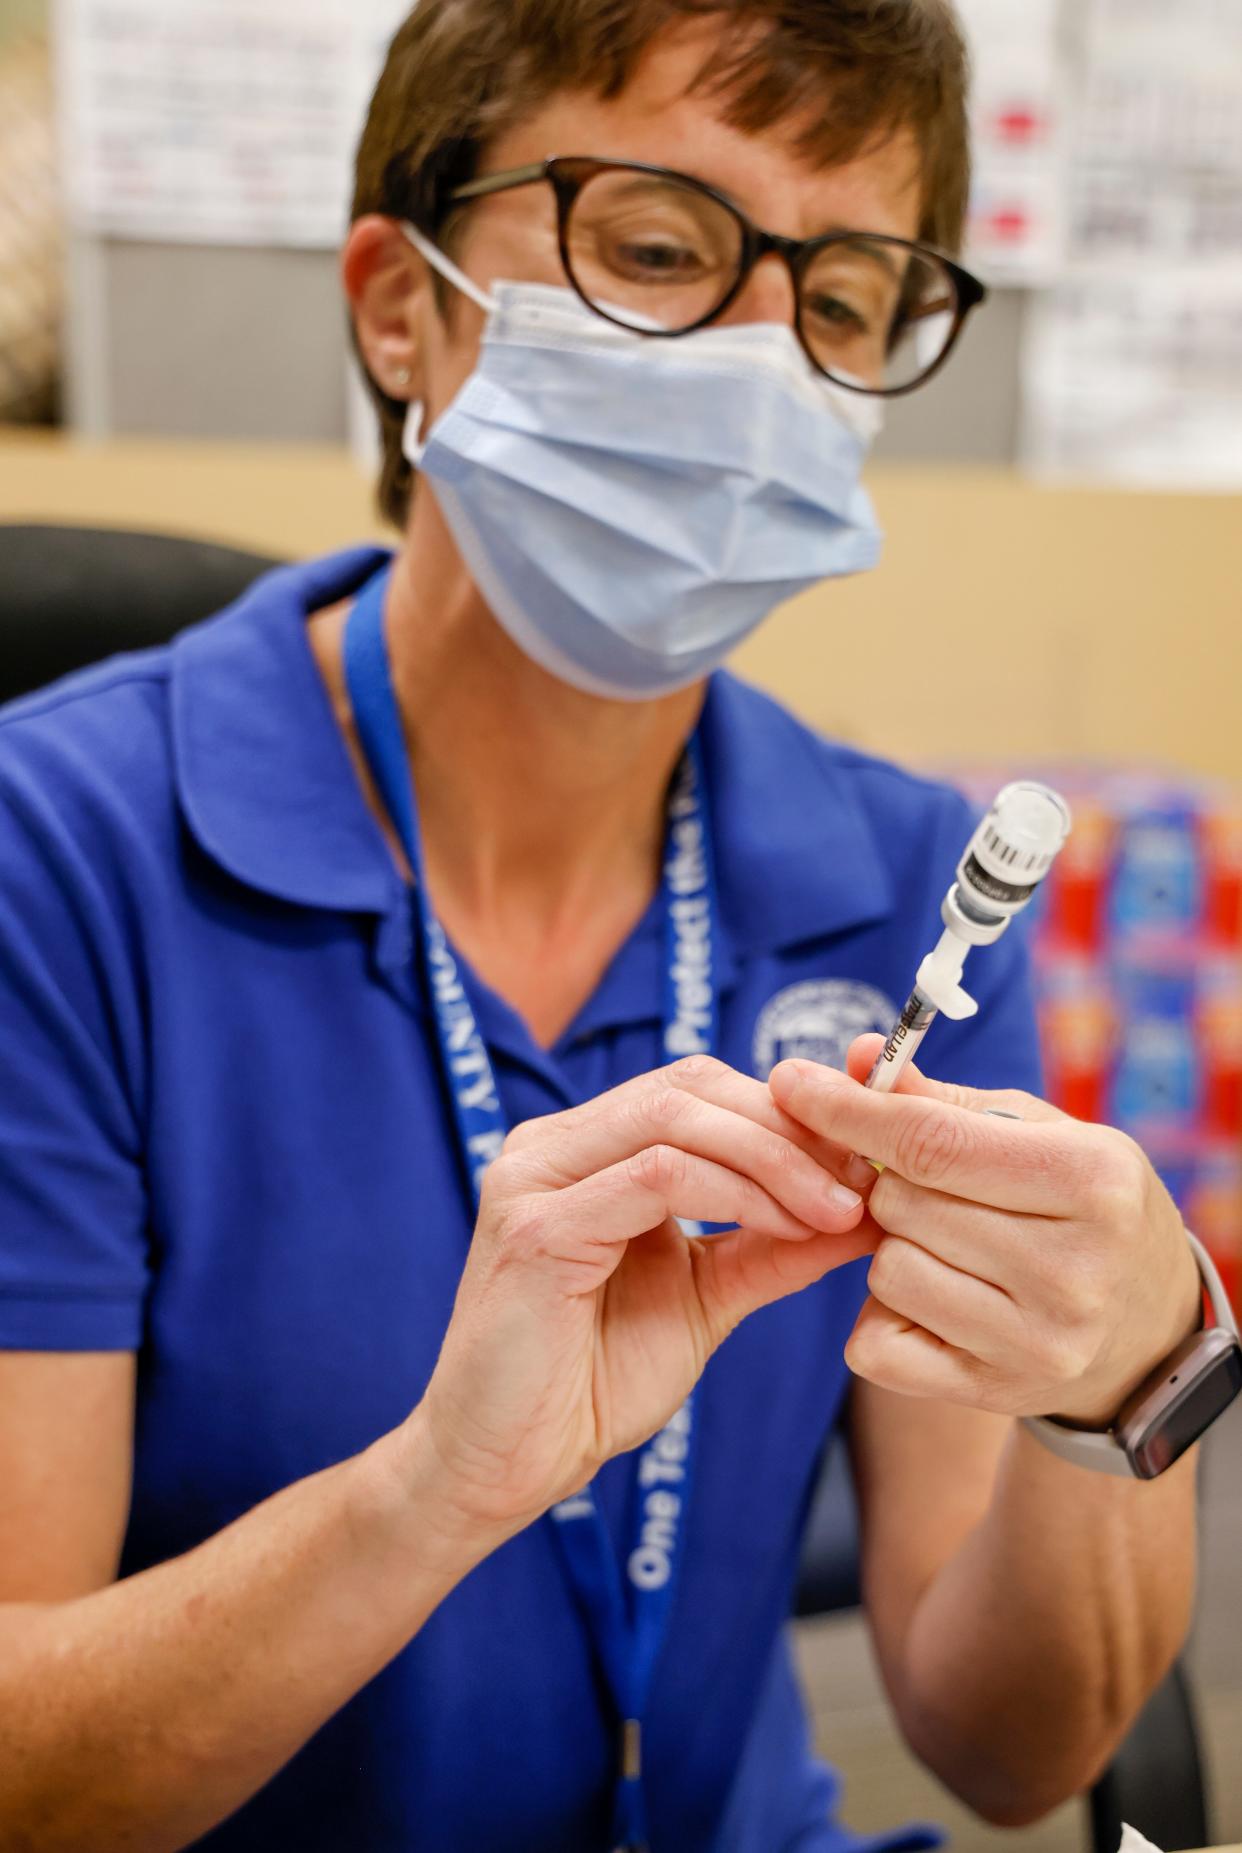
(353, 1, 972, 529)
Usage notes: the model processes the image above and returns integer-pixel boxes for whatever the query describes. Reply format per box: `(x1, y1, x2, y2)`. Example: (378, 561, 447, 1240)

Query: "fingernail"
(844, 1155, 877, 1194)
(826, 1182, 863, 1214)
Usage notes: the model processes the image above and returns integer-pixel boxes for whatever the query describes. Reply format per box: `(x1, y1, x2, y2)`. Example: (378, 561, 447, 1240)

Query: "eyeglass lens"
(563, 167, 961, 393)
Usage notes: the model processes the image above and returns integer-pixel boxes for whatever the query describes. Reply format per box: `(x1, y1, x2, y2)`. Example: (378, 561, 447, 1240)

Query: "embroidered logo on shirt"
(753, 980, 898, 1078)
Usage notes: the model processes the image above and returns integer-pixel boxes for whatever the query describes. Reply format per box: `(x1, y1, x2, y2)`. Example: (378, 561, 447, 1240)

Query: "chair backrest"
(1090, 1663, 1211, 1853)
(794, 1437, 862, 1618)
(0, 525, 280, 705)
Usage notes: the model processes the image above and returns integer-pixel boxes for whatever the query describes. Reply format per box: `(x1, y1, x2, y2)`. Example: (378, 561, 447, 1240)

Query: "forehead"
(482, 24, 925, 242)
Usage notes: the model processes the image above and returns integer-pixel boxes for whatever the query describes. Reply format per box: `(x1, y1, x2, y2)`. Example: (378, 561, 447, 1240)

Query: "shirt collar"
(171, 546, 401, 912)
(171, 549, 893, 949)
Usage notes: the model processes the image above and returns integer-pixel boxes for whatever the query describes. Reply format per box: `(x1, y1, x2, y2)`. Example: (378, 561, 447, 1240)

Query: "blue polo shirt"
(0, 547, 1042, 1851)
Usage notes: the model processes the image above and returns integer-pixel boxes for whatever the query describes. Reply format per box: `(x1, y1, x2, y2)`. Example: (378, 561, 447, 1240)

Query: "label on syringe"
(869, 988, 938, 1088)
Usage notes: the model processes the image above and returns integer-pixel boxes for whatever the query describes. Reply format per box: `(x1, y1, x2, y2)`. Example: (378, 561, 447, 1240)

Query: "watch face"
(1129, 1341, 1242, 1480)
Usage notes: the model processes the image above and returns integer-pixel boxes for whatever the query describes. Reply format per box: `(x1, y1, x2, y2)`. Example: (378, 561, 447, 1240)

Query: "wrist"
(360, 1409, 521, 1582)
(1054, 1239, 1204, 1431)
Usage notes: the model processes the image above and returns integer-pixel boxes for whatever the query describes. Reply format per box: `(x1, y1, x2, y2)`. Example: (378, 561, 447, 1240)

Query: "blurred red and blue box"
(951, 769, 1242, 1312)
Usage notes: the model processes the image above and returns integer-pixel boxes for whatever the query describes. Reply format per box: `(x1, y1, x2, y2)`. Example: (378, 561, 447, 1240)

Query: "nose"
(714, 251, 798, 333)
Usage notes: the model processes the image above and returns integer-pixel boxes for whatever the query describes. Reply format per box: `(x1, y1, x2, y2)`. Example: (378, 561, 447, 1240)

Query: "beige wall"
(3, 432, 1239, 780)
(739, 467, 1241, 781)
(0, 0, 46, 48)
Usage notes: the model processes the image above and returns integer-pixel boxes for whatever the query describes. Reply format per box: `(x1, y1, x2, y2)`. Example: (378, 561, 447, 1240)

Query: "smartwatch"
(1024, 1233, 1242, 1481)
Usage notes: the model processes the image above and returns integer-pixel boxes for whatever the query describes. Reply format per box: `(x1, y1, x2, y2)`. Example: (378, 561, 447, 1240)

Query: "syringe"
(868, 782, 1073, 1095)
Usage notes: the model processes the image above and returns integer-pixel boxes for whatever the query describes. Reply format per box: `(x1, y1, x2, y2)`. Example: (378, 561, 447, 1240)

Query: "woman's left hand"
(769, 1036, 1203, 1427)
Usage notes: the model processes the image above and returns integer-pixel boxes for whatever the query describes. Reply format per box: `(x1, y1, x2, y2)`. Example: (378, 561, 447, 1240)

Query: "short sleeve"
(0, 715, 150, 1349)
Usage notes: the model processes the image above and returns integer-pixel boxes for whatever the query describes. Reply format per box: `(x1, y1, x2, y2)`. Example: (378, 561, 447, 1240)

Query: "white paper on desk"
(55, 0, 411, 248)
(1022, 264, 1242, 493)
(1119, 1825, 1165, 1853)
(954, 0, 1068, 286)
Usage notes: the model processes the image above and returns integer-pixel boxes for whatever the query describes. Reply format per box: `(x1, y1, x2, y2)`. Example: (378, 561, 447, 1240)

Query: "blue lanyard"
(343, 566, 719, 1852)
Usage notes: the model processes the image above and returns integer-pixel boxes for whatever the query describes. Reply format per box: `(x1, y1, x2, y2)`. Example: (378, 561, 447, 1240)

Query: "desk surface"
(3, 431, 1241, 781)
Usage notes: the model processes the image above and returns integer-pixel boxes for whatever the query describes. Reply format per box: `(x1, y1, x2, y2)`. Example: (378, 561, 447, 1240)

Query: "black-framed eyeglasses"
(440, 156, 988, 397)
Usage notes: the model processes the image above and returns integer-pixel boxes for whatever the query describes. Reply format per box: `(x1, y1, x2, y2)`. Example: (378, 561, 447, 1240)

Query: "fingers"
(868, 1168, 1062, 1304)
(690, 1222, 878, 1342)
(501, 1057, 868, 1231)
(844, 1036, 1062, 1125)
(493, 1143, 860, 1288)
(670, 1057, 879, 1195)
(506, 1055, 874, 1192)
(845, 1298, 994, 1406)
(769, 1059, 1078, 1215)
(864, 1236, 1023, 1365)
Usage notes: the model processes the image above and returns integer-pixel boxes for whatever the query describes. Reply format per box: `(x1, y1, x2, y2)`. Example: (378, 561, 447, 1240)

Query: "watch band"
(1023, 1233, 1242, 1480)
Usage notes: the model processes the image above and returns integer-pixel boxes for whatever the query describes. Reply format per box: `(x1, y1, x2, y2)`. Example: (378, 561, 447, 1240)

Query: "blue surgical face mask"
(401, 224, 885, 702)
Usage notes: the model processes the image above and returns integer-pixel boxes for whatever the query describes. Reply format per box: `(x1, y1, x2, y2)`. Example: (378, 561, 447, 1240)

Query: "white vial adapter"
(869, 782, 1072, 1093)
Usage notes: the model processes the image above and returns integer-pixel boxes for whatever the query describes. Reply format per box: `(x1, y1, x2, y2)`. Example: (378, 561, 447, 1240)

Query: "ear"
(342, 215, 431, 403)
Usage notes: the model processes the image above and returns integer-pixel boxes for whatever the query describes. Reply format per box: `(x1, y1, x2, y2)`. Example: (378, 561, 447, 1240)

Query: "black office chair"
(0, 525, 1215, 1853)
(795, 1439, 1212, 1853)
(0, 524, 281, 706)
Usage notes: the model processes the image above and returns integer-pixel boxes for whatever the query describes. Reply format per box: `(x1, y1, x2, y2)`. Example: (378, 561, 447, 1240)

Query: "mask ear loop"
(402, 401, 429, 469)
(397, 226, 498, 470)
(401, 221, 498, 316)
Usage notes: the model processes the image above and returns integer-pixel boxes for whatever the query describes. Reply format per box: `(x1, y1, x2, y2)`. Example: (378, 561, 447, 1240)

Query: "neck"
(382, 516, 704, 935)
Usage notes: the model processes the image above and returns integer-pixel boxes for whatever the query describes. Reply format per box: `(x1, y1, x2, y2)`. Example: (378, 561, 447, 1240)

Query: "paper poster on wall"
(1070, 0, 1242, 265)
(1022, 266, 1242, 492)
(953, 0, 1067, 286)
(55, 0, 410, 248)
(56, 0, 1076, 267)
(1020, 0, 1242, 491)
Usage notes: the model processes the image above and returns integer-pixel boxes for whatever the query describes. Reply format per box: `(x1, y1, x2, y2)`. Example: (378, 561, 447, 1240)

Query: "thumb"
(845, 1034, 1062, 1123)
(695, 1222, 878, 1344)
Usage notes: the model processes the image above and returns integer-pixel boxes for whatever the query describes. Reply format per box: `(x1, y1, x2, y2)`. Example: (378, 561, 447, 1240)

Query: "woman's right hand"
(401, 1056, 876, 1545)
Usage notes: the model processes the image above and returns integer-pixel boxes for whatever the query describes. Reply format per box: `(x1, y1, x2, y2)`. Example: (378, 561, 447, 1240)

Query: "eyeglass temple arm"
(449, 163, 550, 204)
(903, 293, 959, 324)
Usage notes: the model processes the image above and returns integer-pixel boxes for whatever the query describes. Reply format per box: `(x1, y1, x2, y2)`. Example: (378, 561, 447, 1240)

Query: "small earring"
(393, 366, 412, 391)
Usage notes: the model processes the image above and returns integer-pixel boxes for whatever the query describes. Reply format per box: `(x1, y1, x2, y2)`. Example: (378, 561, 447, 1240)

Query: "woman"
(0, 3, 1210, 1849)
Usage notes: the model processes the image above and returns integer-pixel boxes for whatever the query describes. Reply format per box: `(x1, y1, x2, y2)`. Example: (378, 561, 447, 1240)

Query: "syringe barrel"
(867, 988, 939, 1093)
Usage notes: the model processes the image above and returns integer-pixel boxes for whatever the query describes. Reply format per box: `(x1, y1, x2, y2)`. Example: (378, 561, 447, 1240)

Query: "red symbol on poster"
(985, 206, 1031, 243)
(996, 106, 1045, 143)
